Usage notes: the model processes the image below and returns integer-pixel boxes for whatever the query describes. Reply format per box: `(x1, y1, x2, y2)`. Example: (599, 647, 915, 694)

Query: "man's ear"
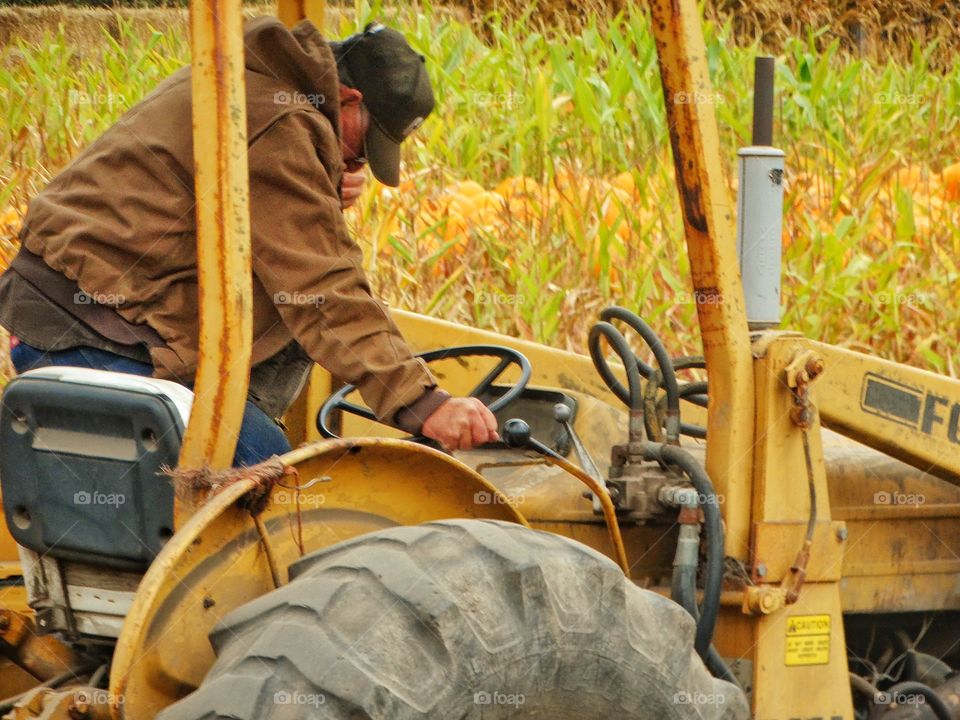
(339, 85, 363, 106)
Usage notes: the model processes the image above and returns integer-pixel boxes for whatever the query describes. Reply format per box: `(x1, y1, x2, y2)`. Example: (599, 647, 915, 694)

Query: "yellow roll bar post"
(646, 0, 756, 561)
(277, 0, 326, 28)
(177, 0, 253, 514)
(274, 0, 334, 448)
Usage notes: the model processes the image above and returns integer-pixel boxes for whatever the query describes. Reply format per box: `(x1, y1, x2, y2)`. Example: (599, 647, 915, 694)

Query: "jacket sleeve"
(247, 110, 442, 429)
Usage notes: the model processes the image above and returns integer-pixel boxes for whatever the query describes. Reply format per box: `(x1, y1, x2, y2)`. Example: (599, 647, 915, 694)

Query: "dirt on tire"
(160, 519, 750, 719)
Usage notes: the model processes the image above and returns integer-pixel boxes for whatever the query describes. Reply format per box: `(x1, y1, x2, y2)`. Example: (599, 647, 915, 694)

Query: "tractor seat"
(0, 367, 192, 569)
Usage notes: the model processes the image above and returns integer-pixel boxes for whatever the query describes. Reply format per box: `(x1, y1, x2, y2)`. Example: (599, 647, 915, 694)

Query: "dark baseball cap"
(332, 22, 435, 186)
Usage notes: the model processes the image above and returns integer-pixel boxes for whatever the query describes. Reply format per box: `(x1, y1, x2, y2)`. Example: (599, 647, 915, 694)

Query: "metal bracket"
(786, 350, 824, 428)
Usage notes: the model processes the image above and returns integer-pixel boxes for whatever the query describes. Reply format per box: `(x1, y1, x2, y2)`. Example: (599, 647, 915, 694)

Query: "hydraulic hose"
(673, 355, 708, 440)
(671, 357, 708, 437)
(644, 369, 666, 442)
(645, 441, 724, 657)
(651, 372, 708, 438)
(667, 489, 738, 686)
(706, 644, 738, 685)
(588, 310, 708, 442)
(673, 564, 740, 686)
(586, 312, 728, 675)
(871, 681, 953, 720)
(678, 380, 709, 409)
(588, 321, 645, 412)
(660, 382, 709, 438)
(672, 355, 706, 371)
(680, 424, 707, 440)
(646, 371, 709, 441)
(600, 306, 681, 443)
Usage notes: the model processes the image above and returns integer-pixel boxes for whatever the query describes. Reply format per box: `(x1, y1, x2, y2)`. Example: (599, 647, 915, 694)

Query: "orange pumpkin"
(943, 162, 960, 201)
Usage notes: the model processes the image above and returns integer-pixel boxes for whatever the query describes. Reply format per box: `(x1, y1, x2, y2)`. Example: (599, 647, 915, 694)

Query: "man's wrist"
(393, 388, 451, 434)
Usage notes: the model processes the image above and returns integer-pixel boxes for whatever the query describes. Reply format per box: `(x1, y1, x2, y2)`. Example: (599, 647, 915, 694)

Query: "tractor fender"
(108, 438, 527, 720)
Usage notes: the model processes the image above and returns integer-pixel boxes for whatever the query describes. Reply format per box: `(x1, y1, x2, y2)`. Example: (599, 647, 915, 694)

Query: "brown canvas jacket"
(12, 17, 444, 428)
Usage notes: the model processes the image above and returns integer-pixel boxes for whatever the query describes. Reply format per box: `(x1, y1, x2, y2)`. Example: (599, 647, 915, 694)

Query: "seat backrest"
(0, 367, 192, 569)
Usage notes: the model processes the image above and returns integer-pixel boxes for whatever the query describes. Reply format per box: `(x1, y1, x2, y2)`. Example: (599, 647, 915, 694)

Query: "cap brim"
(365, 121, 401, 187)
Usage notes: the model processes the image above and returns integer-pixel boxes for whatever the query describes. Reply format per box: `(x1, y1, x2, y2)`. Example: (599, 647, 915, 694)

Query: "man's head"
(331, 22, 435, 186)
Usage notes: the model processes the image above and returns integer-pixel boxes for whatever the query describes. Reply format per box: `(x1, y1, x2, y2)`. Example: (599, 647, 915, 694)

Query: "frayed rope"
(162, 456, 291, 515)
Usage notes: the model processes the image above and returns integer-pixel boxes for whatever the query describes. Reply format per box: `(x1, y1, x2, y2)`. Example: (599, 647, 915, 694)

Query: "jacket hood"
(244, 17, 340, 132)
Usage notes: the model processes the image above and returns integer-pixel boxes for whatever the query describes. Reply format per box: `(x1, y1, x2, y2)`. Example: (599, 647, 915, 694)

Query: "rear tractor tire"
(160, 519, 749, 719)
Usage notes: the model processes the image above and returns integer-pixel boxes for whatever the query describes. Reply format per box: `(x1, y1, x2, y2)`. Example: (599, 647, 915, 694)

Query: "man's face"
(339, 87, 370, 174)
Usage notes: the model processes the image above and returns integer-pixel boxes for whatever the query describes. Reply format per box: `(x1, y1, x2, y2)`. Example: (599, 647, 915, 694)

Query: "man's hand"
(421, 397, 499, 451)
(341, 169, 367, 209)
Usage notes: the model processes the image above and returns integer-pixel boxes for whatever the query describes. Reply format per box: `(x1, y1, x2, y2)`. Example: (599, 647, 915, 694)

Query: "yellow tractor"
(1, 0, 958, 718)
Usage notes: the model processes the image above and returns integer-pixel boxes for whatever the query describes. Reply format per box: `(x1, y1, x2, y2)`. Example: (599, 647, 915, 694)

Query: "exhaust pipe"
(736, 56, 785, 331)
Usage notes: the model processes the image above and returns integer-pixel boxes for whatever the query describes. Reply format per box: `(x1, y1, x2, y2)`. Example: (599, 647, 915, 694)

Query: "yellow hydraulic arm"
(813, 341, 960, 479)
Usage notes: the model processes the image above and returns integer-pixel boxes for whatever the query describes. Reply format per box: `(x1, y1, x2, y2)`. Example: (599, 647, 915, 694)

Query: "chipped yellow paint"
(646, 0, 755, 564)
(177, 0, 252, 481)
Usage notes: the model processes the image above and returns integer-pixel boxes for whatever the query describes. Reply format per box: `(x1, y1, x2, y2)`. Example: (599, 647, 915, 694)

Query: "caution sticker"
(785, 614, 831, 666)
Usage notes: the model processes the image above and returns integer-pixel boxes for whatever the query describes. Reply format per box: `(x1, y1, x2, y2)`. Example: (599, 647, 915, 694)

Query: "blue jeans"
(10, 343, 290, 467)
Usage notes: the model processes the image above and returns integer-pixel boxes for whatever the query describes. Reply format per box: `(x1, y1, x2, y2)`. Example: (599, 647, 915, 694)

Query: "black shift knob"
(502, 418, 531, 448)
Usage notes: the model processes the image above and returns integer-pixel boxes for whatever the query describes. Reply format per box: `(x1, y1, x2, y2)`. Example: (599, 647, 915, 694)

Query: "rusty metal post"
(177, 0, 253, 489)
(646, 0, 756, 561)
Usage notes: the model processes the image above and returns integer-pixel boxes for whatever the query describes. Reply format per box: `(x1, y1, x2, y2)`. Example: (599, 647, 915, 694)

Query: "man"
(0, 18, 498, 465)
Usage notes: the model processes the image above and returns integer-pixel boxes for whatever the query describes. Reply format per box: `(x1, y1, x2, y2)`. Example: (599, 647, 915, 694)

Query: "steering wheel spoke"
(338, 400, 377, 421)
(469, 356, 515, 399)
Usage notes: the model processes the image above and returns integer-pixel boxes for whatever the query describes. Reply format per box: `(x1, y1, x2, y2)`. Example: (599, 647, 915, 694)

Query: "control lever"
(502, 418, 561, 459)
(550, 403, 607, 514)
(501, 418, 630, 573)
(552, 402, 604, 478)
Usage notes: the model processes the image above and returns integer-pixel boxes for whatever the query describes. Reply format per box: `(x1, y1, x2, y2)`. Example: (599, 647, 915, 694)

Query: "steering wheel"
(316, 344, 533, 441)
